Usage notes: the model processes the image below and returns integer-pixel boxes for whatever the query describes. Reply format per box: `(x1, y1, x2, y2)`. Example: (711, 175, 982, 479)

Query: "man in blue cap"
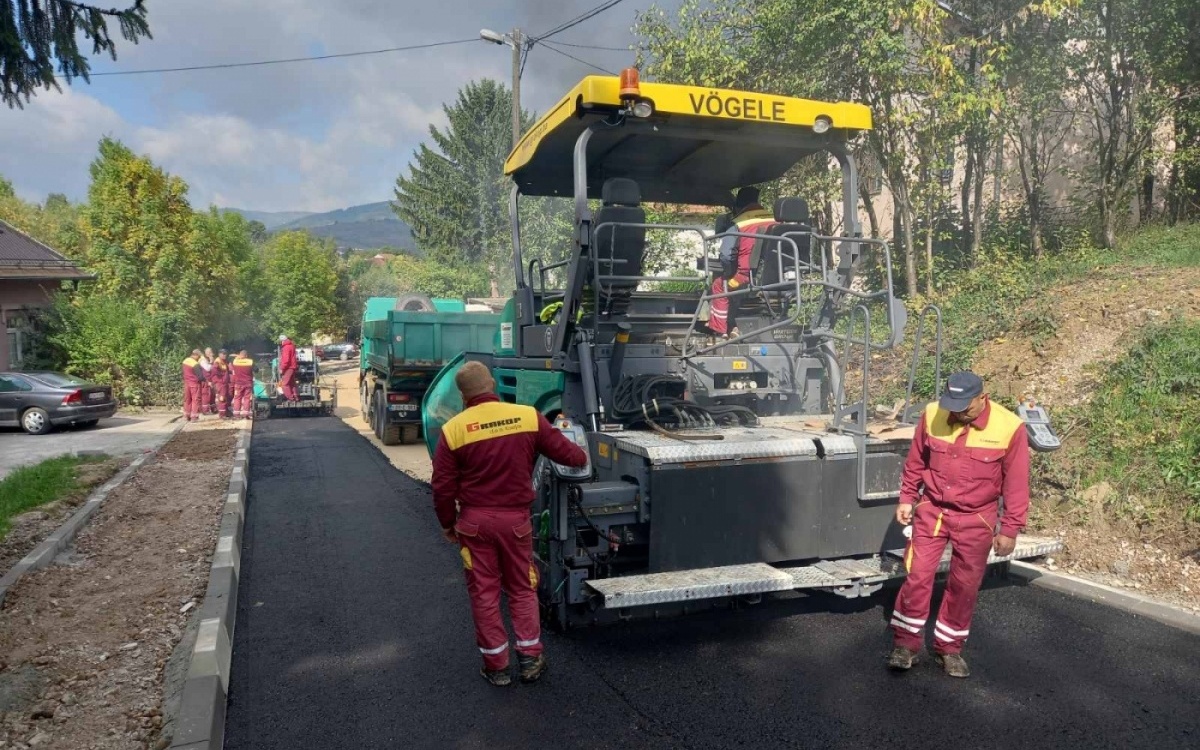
(887, 371, 1031, 678)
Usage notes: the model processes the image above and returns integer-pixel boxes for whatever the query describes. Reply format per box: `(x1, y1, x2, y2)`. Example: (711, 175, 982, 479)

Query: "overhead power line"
(89, 38, 476, 77)
(549, 40, 634, 52)
(533, 0, 627, 43)
(538, 41, 618, 75)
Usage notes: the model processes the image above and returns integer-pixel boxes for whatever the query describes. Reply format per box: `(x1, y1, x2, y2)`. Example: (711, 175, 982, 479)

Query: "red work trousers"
(183, 382, 201, 420)
(233, 385, 253, 417)
(891, 500, 997, 655)
(200, 380, 214, 414)
(708, 271, 749, 336)
(214, 382, 230, 417)
(279, 368, 298, 401)
(454, 507, 543, 672)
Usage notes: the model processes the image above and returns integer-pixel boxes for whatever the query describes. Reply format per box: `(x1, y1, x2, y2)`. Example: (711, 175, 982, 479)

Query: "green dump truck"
(359, 295, 500, 445)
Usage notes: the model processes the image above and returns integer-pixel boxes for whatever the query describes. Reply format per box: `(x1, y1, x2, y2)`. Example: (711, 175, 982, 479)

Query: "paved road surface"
(0, 411, 179, 479)
(225, 417, 1200, 750)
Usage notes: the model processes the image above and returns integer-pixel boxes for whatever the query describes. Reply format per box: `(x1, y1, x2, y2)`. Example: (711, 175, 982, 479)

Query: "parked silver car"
(0, 371, 118, 435)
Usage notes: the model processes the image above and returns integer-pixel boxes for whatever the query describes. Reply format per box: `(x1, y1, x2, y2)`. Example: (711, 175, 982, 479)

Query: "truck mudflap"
(584, 535, 1063, 609)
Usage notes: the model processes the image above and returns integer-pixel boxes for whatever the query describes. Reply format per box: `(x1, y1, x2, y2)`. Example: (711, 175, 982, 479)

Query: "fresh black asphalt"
(225, 416, 1200, 750)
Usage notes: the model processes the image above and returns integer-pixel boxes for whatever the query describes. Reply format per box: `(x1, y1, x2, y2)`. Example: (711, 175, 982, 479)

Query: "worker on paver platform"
(703, 186, 774, 337)
(888, 371, 1030, 678)
(182, 350, 203, 422)
(213, 349, 231, 419)
(199, 347, 215, 415)
(431, 361, 588, 687)
(230, 350, 255, 419)
(277, 335, 299, 402)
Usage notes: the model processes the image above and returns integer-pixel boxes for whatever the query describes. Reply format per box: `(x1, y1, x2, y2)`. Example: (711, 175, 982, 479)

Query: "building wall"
(0, 280, 59, 370)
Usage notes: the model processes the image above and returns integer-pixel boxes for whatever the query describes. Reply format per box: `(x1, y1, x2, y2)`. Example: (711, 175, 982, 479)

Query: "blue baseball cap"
(939, 371, 983, 412)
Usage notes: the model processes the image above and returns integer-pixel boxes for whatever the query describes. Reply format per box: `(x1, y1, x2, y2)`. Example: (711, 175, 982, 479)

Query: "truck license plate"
(389, 404, 419, 412)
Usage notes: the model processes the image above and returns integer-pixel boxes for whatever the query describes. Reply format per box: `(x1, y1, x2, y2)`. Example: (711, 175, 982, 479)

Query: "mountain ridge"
(221, 201, 414, 250)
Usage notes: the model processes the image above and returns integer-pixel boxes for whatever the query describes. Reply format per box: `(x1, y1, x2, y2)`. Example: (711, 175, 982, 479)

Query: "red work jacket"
(279, 341, 297, 372)
(899, 398, 1031, 537)
(432, 393, 588, 530)
(212, 359, 230, 386)
(720, 206, 775, 279)
(231, 357, 255, 388)
(182, 357, 202, 384)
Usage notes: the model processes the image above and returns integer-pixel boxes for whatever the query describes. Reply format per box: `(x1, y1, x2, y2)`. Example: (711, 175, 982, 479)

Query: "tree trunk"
(971, 153, 985, 262)
(859, 184, 880, 238)
(923, 201, 935, 296)
(894, 183, 918, 297)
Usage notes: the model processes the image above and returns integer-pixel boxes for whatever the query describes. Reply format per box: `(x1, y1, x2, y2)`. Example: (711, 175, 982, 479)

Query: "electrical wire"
(549, 40, 633, 52)
(538, 41, 618, 75)
(533, 0, 628, 43)
(89, 38, 477, 76)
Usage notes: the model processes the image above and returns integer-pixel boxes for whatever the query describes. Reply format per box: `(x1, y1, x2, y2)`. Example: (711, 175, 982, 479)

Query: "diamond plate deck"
(611, 427, 817, 465)
(585, 564, 796, 607)
(584, 537, 1064, 608)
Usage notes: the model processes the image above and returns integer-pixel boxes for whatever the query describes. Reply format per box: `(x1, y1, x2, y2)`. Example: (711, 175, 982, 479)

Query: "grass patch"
(0, 454, 112, 537)
(1076, 320, 1200, 524)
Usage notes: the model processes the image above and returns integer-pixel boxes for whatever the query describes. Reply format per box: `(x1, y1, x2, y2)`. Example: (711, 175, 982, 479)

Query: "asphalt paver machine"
(255, 342, 337, 418)
(423, 71, 1062, 628)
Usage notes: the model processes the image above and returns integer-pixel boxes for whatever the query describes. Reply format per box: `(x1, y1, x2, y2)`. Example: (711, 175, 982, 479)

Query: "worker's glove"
(993, 534, 1017, 557)
(728, 279, 741, 290)
(895, 502, 914, 525)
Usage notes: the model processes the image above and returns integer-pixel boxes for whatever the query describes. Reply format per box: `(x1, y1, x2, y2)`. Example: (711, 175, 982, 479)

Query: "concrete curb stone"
(1010, 561, 1200, 636)
(170, 423, 252, 750)
(0, 419, 188, 607)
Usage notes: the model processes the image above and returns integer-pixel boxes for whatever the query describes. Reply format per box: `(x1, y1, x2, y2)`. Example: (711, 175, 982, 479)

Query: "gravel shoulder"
(0, 422, 238, 750)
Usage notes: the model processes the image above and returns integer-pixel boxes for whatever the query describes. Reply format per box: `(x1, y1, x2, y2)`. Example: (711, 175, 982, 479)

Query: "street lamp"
(479, 28, 524, 149)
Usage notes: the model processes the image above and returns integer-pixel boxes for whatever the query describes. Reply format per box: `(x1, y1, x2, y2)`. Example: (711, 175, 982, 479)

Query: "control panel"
(1017, 400, 1062, 453)
(551, 416, 593, 480)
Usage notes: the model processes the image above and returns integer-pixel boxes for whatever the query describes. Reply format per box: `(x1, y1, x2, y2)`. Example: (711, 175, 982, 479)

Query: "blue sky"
(0, 0, 681, 213)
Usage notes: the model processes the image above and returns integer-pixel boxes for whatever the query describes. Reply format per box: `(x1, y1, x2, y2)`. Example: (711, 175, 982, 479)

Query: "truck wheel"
(372, 391, 385, 439)
(400, 424, 420, 444)
(380, 415, 402, 445)
(393, 293, 436, 312)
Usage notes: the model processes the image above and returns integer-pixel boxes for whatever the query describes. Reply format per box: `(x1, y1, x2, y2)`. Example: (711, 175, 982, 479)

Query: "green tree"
(1, 1, 152, 108)
(393, 80, 521, 288)
(261, 231, 341, 341)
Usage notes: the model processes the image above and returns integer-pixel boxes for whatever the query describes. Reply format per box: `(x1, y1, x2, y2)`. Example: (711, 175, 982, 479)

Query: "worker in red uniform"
(277, 335, 299, 402)
(432, 361, 588, 687)
(199, 348, 215, 415)
(230, 350, 255, 419)
(704, 186, 775, 337)
(212, 350, 231, 419)
(182, 350, 203, 422)
(888, 371, 1030, 678)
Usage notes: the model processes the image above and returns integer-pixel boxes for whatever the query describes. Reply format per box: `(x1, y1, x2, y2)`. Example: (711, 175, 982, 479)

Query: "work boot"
(887, 646, 919, 671)
(935, 653, 971, 678)
(518, 653, 547, 684)
(479, 666, 512, 687)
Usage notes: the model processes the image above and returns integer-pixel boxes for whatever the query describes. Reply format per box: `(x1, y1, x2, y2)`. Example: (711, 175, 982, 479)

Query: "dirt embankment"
(0, 424, 237, 750)
(971, 266, 1200, 612)
(973, 266, 1200, 407)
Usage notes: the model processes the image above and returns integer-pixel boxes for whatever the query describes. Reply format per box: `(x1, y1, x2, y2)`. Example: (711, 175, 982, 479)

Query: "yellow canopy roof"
(504, 76, 872, 205)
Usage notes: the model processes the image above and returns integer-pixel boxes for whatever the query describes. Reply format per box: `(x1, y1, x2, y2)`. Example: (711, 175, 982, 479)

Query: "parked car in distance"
(0, 371, 118, 435)
(318, 343, 358, 361)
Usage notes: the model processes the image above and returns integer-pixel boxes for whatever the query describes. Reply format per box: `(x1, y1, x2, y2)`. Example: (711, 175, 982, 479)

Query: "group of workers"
(180, 336, 301, 421)
(181, 348, 258, 422)
(432, 363, 1028, 686)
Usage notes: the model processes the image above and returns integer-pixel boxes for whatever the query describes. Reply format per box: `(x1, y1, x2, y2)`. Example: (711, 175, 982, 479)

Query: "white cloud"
(0, 0, 674, 212)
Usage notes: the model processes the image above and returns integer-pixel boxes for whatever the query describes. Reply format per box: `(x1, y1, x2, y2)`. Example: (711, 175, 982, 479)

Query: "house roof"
(0, 220, 93, 281)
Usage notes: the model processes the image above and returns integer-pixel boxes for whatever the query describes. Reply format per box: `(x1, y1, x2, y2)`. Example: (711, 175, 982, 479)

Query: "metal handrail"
(901, 304, 944, 424)
(832, 304, 871, 437)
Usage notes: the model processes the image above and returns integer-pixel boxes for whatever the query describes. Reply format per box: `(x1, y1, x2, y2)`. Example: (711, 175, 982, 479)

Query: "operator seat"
(592, 177, 646, 315)
(753, 197, 814, 288)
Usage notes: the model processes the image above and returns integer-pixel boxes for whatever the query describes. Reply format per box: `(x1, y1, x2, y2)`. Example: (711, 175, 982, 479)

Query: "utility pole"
(480, 28, 525, 149)
(510, 28, 523, 150)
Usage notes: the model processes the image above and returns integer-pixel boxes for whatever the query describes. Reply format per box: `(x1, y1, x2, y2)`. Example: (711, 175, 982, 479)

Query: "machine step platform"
(585, 535, 1063, 608)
